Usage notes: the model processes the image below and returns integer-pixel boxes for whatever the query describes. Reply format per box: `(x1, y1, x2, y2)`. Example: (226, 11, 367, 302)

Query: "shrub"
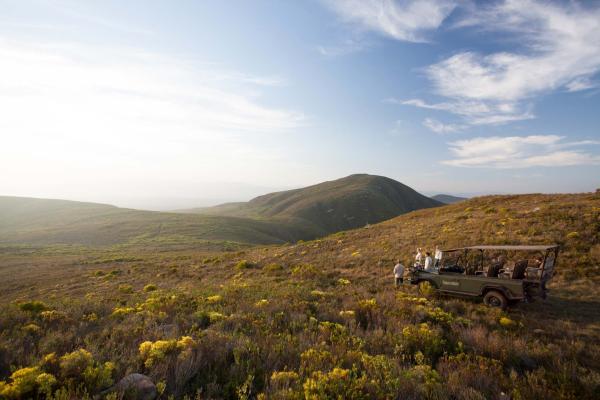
(291, 264, 321, 279)
(566, 231, 580, 239)
(18, 300, 48, 313)
(22, 323, 41, 335)
(270, 370, 299, 388)
(401, 323, 446, 362)
(139, 340, 178, 368)
(337, 278, 351, 285)
(300, 349, 335, 375)
(206, 295, 223, 304)
(139, 336, 196, 368)
(303, 368, 367, 399)
(118, 284, 133, 294)
(236, 260, 253, 270)
(59, 349, 94, 378)
(1, 367, 38, 398)
(111, 306, 136, 318)
(143, 284, 158, 292)
(255, 299, 269, 307)
(499, 316, 516, 328)
(40, 310, 67, 323)
(264, 263, 284, 273)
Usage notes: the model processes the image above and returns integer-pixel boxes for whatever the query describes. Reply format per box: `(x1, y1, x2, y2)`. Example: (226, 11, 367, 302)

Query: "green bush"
(235, 260, 254, 270)
(18, 300, 48, 313)
(143, 284, 158, 292)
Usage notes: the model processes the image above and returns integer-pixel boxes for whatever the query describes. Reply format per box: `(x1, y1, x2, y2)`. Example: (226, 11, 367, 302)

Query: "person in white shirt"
(424, 252, 434, 272)
(393, 260, 405, 287)
(434, 245, 443, 268)
(415, 248, 423, 267)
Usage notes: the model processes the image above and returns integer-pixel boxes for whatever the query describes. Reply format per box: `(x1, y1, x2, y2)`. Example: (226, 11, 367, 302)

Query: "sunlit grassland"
(0, 192, 598, 399)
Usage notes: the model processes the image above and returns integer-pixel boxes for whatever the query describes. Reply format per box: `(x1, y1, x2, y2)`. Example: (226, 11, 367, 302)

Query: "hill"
(431, 194, 467, 204)
(184, 174, 441, 233)
(0, 175, 440, 247)
(0, 196, 315, 248)
(0, 191, 598, 398)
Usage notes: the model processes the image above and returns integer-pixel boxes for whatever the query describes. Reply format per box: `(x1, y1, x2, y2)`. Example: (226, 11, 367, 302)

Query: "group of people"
(393, 245, 443, 287)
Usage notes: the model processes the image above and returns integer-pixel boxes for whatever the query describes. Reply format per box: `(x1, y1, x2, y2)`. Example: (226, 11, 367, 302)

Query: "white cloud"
(324, 0, 457, 43)
(0, 37, 305, 199)
(404, 0, 600, 125)
(442, 135, 600, 168)
(422, 118, 464, 134)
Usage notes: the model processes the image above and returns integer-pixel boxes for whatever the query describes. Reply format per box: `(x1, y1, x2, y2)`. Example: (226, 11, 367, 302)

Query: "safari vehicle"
(407, 245, 559, 309)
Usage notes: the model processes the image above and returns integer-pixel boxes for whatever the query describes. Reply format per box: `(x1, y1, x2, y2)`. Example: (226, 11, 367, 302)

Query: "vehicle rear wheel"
(418, 281, 436, 297)
(483, 290, 508, 310)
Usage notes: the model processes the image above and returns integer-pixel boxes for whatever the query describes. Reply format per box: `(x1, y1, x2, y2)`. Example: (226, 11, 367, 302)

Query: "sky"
(1, 0, 599, 210)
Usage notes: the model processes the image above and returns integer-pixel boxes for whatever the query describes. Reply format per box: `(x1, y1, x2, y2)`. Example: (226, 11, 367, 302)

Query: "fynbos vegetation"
(0, 192, 599, 398)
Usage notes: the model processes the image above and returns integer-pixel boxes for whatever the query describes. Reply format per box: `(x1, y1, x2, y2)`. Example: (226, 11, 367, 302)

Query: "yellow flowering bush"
(111, 306, 137, 318)
(40, 310, 67, 323)
(255, 299, 269, 307)
(270, 370, 299, 389)
(143, 284, 158, 292)
(139, 336, 197, 368)
(206, 295, 223, 304)
(303, 368, 368, 400)
(499, 316, 516, 328)
(0, 367, 45, 398)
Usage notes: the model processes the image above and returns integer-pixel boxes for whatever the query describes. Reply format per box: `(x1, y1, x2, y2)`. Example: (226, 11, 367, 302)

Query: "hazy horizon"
(2, 0, 599, 205)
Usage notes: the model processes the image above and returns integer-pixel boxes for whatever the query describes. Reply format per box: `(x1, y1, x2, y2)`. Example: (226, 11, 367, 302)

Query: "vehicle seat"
(525, 267, 542, 280)
(512, 260, 528, 279)
(475, 263, 501, 278)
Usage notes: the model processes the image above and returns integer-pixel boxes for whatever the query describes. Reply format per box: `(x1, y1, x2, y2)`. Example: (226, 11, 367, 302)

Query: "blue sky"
(1, 0, 599, 209)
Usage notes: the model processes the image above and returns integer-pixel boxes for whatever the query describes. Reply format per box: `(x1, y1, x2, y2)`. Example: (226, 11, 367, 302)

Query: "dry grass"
(0, 192, 598, 399)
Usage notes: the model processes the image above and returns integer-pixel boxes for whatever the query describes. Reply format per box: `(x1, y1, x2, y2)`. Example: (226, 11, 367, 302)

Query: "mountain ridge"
(0, 174, 440, 247)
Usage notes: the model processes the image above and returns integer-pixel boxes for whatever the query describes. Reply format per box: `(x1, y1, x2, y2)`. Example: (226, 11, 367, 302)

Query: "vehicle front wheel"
(483, 290, 508, 310)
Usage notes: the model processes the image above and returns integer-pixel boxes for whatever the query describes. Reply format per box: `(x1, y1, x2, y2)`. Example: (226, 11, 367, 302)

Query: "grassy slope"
(431, 194, 467, 204)
(0, 175, 441, 247)
(184, 174, 442, 234)
(0, 196, 316, 247)
(0, 192, 598, 398)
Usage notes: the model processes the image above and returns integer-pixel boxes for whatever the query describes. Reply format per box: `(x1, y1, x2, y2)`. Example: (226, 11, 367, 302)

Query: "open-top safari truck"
(407, 245, 559, 309)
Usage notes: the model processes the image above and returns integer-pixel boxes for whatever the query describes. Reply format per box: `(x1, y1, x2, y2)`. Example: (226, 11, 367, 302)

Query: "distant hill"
(0, 175, 440, 247)
(431, 194, 467, 204)
(0, 196, 315, 247)
(183, 174, 442, 233)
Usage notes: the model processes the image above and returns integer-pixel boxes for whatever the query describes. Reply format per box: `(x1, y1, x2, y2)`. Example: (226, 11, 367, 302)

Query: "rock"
(112, 373, 157, 400)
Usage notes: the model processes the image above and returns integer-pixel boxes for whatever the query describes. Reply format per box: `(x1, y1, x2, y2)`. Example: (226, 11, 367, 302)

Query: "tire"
(483, 290, 508, 310)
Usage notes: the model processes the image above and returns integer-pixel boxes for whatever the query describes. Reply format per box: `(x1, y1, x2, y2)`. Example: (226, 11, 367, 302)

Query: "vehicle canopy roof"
(442, 245, 559, 252)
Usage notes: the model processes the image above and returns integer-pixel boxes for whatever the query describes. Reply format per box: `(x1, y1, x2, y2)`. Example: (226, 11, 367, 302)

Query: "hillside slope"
(0, 196, 315, 247)
(431, 194, 467, 204)
(247, 191, 600, 282)
(185, 174, 441, 233)
(0, 192, 598, 399)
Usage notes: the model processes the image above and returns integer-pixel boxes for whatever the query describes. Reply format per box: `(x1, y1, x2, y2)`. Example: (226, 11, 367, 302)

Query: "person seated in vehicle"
(424, 252, 435, 272)
(414, 247, 423, 268)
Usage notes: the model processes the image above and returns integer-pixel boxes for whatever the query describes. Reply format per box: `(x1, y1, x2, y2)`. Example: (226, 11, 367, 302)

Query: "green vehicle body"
(408, 245, 559, 308)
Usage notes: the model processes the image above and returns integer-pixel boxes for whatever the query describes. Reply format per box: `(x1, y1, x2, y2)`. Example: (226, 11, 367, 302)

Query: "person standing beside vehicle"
(393, 260, 405, 287)
(434, 245, 443, 268)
